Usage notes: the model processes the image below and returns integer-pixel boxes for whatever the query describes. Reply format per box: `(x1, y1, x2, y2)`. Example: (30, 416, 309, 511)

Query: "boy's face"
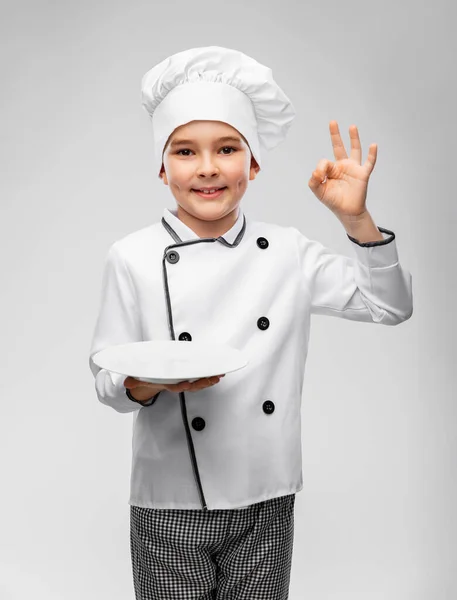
(159, 120, 260, 232)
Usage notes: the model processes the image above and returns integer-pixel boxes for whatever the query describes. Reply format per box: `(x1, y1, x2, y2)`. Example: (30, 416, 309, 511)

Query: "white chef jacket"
(89, 206, 413, 511)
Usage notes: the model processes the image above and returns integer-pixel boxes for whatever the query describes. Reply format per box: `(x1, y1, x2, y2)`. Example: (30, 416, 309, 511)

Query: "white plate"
(92, 340, 249, 384)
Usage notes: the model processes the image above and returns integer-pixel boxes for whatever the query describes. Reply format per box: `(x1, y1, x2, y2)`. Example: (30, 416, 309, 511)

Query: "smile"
(192, 187, 227, 198)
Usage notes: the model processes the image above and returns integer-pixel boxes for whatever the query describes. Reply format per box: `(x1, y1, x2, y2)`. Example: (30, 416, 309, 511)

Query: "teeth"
(195, 187, 226, 194)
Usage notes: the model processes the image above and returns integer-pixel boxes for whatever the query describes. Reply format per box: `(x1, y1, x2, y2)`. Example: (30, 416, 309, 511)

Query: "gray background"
(1, 0, 455, 598)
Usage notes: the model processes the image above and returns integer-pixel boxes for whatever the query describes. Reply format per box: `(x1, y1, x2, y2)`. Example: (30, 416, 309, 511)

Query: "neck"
(176, 205, 240, 238)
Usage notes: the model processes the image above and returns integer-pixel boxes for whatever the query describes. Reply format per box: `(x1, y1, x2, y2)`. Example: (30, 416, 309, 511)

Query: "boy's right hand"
(123, 374, 226, 402)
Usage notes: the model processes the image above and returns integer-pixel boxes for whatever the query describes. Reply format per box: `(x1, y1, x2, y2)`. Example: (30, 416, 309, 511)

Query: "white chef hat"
(140, 46, 296, 178)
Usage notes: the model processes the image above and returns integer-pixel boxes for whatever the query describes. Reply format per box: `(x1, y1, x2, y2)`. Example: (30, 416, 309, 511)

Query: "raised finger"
(347, 124, 362, 164)
(329, 120, 348, 161)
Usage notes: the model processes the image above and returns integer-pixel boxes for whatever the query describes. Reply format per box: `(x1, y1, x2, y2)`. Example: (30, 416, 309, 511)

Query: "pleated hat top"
(140, 46, 296, 177)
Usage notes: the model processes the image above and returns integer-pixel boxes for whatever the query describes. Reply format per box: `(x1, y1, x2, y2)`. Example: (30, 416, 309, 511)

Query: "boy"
(89, 46, 413, 600)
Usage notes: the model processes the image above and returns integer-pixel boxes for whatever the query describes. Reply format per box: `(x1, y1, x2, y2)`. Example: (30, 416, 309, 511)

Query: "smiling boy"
(89, 46, 413, 600)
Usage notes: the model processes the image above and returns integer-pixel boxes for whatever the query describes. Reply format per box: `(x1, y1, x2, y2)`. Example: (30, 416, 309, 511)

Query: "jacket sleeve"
(292, 225, 413, 324)
(88, 242, 160, 413)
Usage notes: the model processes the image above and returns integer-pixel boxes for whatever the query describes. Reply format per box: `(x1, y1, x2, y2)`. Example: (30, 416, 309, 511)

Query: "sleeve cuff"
(346, 226, 395, 248)
(346, 226, 399, 268)
(125, 387, 160, 407)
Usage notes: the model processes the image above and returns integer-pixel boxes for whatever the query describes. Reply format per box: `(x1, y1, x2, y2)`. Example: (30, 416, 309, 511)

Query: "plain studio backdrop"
(1, 1, 455, 599)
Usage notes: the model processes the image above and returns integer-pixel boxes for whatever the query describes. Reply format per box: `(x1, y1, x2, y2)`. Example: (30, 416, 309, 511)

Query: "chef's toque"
(140, 46, 296, 178)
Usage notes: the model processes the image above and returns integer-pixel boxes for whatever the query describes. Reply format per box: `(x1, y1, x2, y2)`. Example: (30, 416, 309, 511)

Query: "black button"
(166, 250, 180, 264)
(257, 237, 269, 249)
(263, 400, 275, 414)
(192, 417, 206, 431)
(257, 316, 270, 330)
(179, 332, 192, 341)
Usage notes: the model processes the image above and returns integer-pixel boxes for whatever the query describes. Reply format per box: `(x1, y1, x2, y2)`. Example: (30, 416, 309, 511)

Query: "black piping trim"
(346, 226, 395, 247)
(160, 214, 247, 248)
(126, 387, 160, 407)
(159, 213, 247, 511)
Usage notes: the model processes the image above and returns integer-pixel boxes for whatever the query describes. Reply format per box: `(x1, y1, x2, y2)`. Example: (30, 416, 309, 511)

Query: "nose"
(196, 153, 220, 178)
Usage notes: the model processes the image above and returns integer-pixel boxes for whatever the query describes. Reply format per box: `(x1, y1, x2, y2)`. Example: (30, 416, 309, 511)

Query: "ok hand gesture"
(308, 121, 378, 219)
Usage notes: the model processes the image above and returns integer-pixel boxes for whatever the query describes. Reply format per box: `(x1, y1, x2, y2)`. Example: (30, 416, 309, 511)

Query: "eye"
(175, 146, 238, 156)
(220, 146, 237, 154)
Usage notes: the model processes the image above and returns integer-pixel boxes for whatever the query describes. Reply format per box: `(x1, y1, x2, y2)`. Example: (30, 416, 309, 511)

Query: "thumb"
(309, 159, 330, 191)
(316, 158, 332, 177)
(124, 376, 159, 389)
(123, 376, 142, 389)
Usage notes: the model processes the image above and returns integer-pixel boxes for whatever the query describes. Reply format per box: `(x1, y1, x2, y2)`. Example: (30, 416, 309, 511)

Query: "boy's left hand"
(308, 121, 377, 219)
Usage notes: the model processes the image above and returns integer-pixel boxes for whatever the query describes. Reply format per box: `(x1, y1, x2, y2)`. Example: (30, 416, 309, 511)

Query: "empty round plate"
(91, 340, 249, 384)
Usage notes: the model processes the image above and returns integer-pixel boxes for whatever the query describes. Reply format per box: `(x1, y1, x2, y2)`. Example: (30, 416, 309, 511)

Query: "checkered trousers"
(130, 493, 296, 599)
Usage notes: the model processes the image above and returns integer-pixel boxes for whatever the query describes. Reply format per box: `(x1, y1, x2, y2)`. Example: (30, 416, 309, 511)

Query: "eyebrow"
(169, 136, 242, 148)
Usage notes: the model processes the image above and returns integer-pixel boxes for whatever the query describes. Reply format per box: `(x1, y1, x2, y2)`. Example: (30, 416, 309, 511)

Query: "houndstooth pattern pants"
(130, 493, 296, 599)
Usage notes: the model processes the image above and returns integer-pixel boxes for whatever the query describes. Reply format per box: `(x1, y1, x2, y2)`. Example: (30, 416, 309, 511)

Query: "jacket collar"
(161, 206, 246, 246)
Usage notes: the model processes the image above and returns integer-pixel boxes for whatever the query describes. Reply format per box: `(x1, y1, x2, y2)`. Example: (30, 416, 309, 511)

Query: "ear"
(249, 156, 261, 180)
(159, 164, 168, 185)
